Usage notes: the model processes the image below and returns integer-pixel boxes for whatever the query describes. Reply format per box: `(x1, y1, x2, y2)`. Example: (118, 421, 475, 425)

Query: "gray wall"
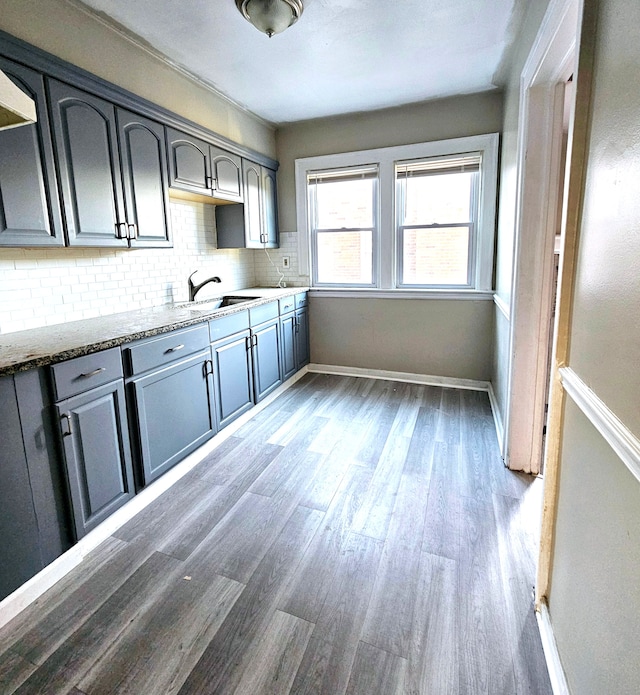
(310, 297, 494, 381)
(277, 93, 502, 382)
(549, 0, 640, 690)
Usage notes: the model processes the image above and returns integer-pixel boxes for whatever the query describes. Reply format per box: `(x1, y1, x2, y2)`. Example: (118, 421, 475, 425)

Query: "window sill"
(309, 288, 494, 300)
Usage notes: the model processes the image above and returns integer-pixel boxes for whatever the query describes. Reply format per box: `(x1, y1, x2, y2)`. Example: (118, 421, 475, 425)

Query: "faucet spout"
(188, 271, 222, 302)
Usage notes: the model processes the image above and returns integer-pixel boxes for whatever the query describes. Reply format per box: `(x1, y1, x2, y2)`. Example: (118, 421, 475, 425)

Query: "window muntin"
(396, 155, 480, 288)
(308, 166, 378, 287)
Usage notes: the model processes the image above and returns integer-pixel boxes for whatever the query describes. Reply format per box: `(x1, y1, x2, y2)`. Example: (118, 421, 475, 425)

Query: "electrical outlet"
(282, 256, 290, 269)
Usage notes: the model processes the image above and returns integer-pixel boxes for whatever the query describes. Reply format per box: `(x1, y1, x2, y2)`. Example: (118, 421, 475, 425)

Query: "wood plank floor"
(0, 374, 552, 694)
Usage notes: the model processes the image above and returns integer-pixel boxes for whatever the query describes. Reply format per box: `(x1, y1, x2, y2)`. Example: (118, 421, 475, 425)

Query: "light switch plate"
(282, 256, 290, 269)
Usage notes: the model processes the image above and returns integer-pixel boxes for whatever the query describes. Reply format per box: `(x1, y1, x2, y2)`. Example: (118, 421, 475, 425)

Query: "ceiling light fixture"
(235, 0, 303, 38)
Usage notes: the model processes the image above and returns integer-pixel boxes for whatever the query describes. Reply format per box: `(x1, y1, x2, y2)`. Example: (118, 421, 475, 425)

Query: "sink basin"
(176, 296, 260, 312)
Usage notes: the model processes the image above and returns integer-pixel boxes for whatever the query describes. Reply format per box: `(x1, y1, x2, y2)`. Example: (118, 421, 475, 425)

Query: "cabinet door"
(48, 80, 127, 247)
(242, 159, 263, 248)
(0, 376, 44, 601)
(129, 350, 215, 486)
(210, 145, 242, 202)
(166, 128, 211, 196)
(118, 109, 172, 248)
(261, 166, 279, 248)
(295, 307, 310, 368)
(0, 58, 64, 247)
(280, 313, 297, 381)
(252, 318, 282, 402)
(56, 380, 135, 539)
(211, 330, 254, 428)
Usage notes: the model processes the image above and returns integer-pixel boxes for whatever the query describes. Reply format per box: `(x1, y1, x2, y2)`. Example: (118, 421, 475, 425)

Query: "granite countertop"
(0, 287, 307, 377)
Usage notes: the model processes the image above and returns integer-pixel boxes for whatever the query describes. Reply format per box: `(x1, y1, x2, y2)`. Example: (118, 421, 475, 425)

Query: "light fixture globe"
(235, 0, 303, 37)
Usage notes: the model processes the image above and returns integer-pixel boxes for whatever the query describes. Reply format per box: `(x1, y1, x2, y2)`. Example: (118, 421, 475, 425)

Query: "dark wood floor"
(0, 373, 552, 694)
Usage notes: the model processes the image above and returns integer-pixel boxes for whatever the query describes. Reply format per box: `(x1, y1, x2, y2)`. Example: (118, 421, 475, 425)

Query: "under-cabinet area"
(0, 290, 308, 603)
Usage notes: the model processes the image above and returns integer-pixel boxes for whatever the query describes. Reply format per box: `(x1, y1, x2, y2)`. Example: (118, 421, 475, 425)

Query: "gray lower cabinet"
(210, 328, 254, 429)
(280, 292, 310, 378)
(0, 375, 46, 601)
(280, 312, 298, 381)
(0, 57, 64, 247)
(252, 316, 282, 401)
(55, 378, 135, 539)
(295, 307, 310, 367)
(123, 324, 215, 486)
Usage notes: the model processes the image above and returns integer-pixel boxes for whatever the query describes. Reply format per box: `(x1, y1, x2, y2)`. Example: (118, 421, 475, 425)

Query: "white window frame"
(295, 133, 499, 297)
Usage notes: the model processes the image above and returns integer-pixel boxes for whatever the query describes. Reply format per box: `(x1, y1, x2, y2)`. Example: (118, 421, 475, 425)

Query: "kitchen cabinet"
(49, 80, 172, 248)
(0, 57, 64, 247)
(280, 292, 310, 380)
(0, 375, 46, 601)
(124, 324, 216, 486)
(215, 161, 278, 249)
(249, 301, 282, 401)
(166, 128, 243, 203)
(52, 349, 136, 539)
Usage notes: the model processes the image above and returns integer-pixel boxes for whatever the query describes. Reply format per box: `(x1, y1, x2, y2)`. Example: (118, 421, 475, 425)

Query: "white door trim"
(503, 0, 580, 474)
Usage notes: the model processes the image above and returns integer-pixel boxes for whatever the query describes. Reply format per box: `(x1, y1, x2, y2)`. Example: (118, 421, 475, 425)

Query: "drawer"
(295, 292, 308, 309)
(279, 296, 295, 315)
(209, 310, 249, 342)
(51, 347, 123, 401)
(249, 301, 278, 327)
(124, 324, 209, 376)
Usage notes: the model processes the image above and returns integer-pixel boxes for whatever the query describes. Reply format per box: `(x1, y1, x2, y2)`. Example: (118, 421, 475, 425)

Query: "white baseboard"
(536, 601, 570, 694)
(307, 363, 490, 392)
(0, 367, 309, 631)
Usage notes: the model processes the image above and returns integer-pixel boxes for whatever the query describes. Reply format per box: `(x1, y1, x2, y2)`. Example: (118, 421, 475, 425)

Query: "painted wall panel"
(309, 297, 493, 381)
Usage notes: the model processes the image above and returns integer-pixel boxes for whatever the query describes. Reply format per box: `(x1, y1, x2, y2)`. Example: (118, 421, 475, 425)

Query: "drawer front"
(124, 324, 209, 376)
(209, 310, 250, 342)
(249, 301, 278, 327)
(295, 292, 308, 309)
(279, 296, 295, 315)
(51, 347, 122, 401)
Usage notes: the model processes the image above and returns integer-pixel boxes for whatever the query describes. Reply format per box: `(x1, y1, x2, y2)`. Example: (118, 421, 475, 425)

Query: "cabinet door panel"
(118, 110, 171, 248)
(242, 160, 262, 248)
(253, 319, 282, 402)
(48, 80, 126, 247)
(210, 146, 242, 202)
(130, 350, 215, 485)
(211, 330, 254, 428)
(0, 376, 43, 601)
(0, 59, 64, 247)
(295, 308, 310, 368)
(57, 380, 134, 538)
(167, 129, 210, 195)
(280, 313, 297, 381)
(261, 166, 279, 248)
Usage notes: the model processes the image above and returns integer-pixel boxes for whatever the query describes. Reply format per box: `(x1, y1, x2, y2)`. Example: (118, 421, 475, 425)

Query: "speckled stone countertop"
(0, 287, 307, 377)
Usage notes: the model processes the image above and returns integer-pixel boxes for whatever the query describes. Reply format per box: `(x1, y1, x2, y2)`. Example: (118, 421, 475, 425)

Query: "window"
(396, 154, 480, 288)
(296, 134, 498, 294)
(308, 166, 378, 286)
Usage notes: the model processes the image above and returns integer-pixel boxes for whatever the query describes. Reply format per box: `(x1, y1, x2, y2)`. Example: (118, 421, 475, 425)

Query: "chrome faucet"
(188, 271, 222, 301)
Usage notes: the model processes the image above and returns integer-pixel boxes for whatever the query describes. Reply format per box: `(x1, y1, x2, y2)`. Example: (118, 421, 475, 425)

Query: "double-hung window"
(296, 133, 498, 294)
(308, 166, 378, 287)
(396, 154, 480, 288)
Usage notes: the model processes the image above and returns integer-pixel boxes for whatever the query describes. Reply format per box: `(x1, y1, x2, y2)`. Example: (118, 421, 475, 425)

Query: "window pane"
(402, 172, 473, 225)
(317, 231, 372, 284)
(402, 226, 469, 285)
(316, 178, 374, 229)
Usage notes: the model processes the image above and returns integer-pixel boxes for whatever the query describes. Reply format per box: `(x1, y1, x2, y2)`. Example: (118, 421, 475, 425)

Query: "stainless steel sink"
(175, 296, 260, 312)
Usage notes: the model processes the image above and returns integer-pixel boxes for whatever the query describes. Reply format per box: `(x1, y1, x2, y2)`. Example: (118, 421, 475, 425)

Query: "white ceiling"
(74, 0, 523, 125)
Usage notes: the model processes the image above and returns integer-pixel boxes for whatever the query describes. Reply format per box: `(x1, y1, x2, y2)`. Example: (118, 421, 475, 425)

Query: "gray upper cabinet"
(117, 109, 172, 248)
(167, 128, 243, 203)
(0, 57, 64, 247)
(48, 79, 128, 247)
(216, 160, 279, 249)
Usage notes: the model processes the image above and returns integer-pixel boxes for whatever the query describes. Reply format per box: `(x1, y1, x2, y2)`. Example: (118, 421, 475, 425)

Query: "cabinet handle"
(127, 223, 138, 240)
(294, 317, 300, 334)
(165, 344, 185, 353)
(252, 334, 258, 348)
(206, 175, 217, 191)
(80, 367, 106, 378)
(61, 413, 73, 437)
(116, 222, 127, 239)
(245, 336, 252, 351)
(204, 359, 213, 377)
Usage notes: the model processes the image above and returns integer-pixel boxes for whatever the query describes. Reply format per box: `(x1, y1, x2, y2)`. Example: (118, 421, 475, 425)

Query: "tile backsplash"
(0, 201, 309, 334)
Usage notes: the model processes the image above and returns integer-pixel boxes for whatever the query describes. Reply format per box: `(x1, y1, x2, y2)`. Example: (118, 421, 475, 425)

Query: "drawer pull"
(80, 367, 106, 378)
(166, 344, 185, 353)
